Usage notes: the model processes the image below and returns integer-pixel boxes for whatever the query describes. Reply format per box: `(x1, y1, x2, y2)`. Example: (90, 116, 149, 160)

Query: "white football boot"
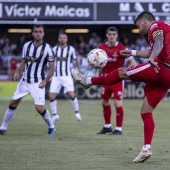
(52, 114, 60, 123)
(75, 113, 82, 121)
(71, 69, 91, 89)
(133, 146, 152, 163)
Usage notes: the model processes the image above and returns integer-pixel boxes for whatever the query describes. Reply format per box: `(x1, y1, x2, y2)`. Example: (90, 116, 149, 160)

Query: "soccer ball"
(87, 49, 108, 69)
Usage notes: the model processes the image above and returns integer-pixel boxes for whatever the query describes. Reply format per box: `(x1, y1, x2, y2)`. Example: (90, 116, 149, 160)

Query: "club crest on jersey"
(112, 52, 118, 57)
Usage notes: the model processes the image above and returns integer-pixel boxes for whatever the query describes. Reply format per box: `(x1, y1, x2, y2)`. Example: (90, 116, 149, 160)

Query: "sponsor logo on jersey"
(25, 56, 41, 62)
(108, 58, 117, 62)
(58, 57, 67, 61)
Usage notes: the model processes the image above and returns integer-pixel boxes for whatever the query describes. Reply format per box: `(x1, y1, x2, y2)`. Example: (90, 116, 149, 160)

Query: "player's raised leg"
(71, 68, 128, 88)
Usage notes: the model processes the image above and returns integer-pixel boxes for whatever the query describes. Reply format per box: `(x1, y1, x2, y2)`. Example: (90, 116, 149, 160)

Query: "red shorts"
(127, 62, 170, 108)
(101, 81, 123, 100)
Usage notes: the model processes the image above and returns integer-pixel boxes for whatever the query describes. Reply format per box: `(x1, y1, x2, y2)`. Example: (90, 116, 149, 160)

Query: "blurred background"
(0, 0, 170, 99)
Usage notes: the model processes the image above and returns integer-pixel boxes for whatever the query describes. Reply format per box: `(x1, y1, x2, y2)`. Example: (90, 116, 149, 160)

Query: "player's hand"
(120, 50, 132, 58)
(39, 80, 46, 89)
(13, 71, 20, 81)
(148, 58, 160, 73)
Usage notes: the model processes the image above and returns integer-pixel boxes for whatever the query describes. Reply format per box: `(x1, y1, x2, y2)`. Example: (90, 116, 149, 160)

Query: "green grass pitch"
(0, 99, 170, 170)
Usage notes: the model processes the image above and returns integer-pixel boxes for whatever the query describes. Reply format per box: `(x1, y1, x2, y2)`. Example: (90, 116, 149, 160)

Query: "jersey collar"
(106, 41, 118, 47)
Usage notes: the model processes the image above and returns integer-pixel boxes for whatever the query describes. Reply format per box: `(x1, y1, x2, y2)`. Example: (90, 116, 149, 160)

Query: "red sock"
(141, 113, 155, 145)
(103, 105, 111, 124)
(116, 106, 124, 127)
(91, 69, 120, 85)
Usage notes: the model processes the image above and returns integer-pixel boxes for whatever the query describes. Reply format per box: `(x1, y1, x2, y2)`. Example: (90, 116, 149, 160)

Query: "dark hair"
(59, 32, 67, 36)
(33, 24, 44, 31)
(106, 27, 118, 34)
(134, 12, 155, 25)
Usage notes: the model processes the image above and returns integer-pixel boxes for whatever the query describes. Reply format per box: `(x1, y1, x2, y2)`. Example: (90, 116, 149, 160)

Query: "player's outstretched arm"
(136, 49, 151, 58)
(120, 49, 151, 58)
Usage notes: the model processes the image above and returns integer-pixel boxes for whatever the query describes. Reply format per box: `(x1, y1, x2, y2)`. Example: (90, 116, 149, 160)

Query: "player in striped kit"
(0, 24, 56, 135)
(49, 32, 82, 123)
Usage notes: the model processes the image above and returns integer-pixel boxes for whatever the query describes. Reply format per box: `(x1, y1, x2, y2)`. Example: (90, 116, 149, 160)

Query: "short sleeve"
(47, 45, 54, 62)
(22, 44, 26, 59)
(71, 46, 77, 59)
(150, 22, 164, 39)
(52, 46, 56, 56)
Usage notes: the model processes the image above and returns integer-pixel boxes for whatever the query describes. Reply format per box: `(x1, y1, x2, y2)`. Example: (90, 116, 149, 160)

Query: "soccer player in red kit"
(96, 27, 137, 135)
(71, 12, 170, 163)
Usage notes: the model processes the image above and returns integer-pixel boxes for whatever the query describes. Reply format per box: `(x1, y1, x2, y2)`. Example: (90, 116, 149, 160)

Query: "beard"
(59, 41, 66, 46)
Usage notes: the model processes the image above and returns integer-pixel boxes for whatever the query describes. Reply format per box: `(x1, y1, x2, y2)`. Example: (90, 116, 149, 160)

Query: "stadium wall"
(45, 81, 144, 99)
(0, 1, 170, 24)
(0, 81, 144, 100)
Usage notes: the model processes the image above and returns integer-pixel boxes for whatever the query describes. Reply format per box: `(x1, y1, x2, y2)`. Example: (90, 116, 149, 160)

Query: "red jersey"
(99, 42, 127, 75)
(148, 20, 170, 63)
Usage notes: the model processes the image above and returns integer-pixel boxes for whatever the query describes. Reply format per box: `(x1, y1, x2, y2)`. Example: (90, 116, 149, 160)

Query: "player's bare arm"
(148, 35, 164, 73)
(120, 49, 151, 58)
(76, 58, 81, 72)
(136, 49, 151, 58)
(39, 61, 54, 89)
(128, 57, 137, 67)
(13, 59, 26, 81)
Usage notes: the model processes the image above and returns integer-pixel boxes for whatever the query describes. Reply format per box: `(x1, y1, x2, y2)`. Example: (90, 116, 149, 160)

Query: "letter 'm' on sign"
(45, 5, 56, 16)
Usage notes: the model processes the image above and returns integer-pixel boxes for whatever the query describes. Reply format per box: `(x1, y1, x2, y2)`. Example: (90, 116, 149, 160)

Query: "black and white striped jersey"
(53, 45, 77, 76)
(22, 41, 54, 83)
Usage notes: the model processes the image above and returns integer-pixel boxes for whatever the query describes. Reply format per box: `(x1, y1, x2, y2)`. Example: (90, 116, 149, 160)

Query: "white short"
(49, 76, 74, 94)
(12, 80, 45, 105)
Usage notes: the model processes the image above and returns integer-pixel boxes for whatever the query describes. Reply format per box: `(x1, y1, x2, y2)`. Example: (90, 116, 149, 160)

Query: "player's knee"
(118, 67, 128, 78)
(101, 99, 109, 106)
(49, 93, 56, 100)
(37, 109, 47, 116)
(35, 105, 45, 114)
(9, 99, 20, 108)
(114, 99, 122, 107)
(67, 91, 75, 99)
